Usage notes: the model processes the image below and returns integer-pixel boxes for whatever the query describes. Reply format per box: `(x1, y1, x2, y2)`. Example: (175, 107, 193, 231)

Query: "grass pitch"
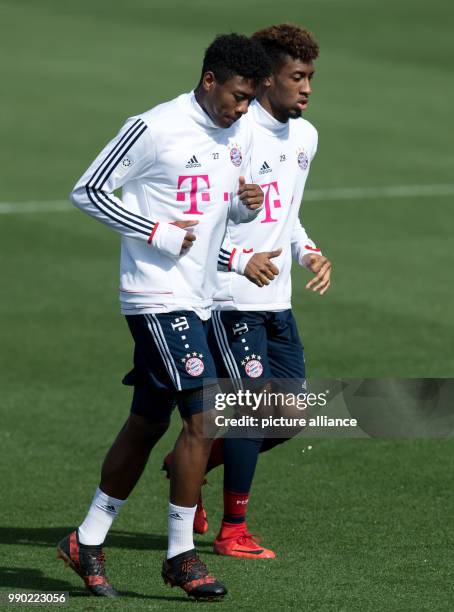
(1, 0, 453, 609)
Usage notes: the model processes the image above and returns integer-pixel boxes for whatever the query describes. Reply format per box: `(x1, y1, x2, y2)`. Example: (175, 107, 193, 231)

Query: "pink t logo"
(260, 181, 281, 224)
(176, 175, 210, 215)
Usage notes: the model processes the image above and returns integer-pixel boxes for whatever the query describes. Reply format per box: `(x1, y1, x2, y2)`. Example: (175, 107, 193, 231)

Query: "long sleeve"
(218, 231, 254, 275)
(291, 217, 322, 266)
(70, 117, 186, 257)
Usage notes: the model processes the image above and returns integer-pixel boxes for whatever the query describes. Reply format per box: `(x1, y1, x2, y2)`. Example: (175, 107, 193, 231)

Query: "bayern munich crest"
(241, 354, 263, 378)
(297, 149, 309, 170)
(229, 145, 242, 167)
(182, 353, 205, 377)
(245, 360, 263, 377)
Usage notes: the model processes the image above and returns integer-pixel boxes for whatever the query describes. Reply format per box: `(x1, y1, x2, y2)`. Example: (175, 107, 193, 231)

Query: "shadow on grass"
(0, 527, 212, 551)
(0, 566, 86, 596)
(0, 528, 214, 602)
(0, 567, 196, 603)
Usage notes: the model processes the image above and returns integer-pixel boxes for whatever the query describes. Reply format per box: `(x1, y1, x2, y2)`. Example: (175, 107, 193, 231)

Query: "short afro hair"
(251, 23, 319, 71)
(200, 33, 271, 85)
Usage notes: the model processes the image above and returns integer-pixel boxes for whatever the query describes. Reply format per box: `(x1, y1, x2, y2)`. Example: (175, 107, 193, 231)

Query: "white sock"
(167, 502, 197, 559)
(78, 487, 126, 545)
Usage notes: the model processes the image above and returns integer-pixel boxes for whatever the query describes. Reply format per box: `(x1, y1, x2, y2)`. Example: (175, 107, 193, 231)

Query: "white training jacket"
(214, 100, 321, 311)
(71, 92, 261, 319)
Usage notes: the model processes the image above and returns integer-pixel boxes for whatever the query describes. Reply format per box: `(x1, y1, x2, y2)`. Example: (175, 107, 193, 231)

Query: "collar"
(187, 90, 219, 130)
(250, 100, 290, 136)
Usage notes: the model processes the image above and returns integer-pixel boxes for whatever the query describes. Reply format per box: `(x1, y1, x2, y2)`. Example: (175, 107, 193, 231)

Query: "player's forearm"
(70, 186, 186, 257)
(291, 239, 322, 267)
(70, 184, 156, 241)
(290, 219, 321, 266)
(217, 235, 254, 275)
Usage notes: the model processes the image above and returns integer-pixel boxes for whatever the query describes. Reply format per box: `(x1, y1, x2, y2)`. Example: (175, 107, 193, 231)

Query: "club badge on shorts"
(228, 143, 242, 167)
(296, 148, 309, 171)
(241, 354, 263, 378)
(182, 353, 205, 376)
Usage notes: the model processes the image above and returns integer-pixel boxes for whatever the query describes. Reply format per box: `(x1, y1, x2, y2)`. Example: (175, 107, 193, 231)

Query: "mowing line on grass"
(305, 183, 454, 201)
(1, 183, 453, 214)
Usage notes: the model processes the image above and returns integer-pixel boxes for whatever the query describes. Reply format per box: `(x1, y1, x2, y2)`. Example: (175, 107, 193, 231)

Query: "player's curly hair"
(251, 23, 319, 70)
(200, 34, 271, 84)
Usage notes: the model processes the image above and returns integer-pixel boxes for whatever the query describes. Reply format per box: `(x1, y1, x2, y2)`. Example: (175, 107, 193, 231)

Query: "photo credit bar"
(202, 378, 454, 439)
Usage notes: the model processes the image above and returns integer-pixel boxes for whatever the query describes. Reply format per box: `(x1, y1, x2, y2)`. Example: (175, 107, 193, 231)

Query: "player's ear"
(202, 71, 216, 92)
(262, 75, 273, 88)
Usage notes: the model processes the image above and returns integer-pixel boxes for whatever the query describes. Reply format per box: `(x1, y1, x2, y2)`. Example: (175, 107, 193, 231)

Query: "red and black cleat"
(162, 548, 227, 601)
(193, 496, 209, 535)
(56, 531, 119, 597)
(162, 453, 209, 535)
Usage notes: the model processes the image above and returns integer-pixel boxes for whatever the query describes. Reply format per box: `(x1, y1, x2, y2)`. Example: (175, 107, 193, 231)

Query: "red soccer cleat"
(213, 524, 276, 559)
(193, 494, 208, 535)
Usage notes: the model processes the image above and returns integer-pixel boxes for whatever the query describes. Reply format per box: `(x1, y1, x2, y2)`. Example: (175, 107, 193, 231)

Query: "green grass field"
(1, 0, 454, 609)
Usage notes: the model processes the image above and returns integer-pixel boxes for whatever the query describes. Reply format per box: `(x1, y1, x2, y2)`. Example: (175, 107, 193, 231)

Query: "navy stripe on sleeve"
(86, 118, 155, 236)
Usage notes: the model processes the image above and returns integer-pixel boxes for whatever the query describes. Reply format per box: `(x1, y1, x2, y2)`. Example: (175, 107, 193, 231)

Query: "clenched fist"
(172, 220, 199, 254)
(244, 249, 282, 287)
(238, 175, 263, 210)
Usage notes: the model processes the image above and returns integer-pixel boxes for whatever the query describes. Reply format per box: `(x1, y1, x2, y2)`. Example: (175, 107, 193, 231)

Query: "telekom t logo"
(260, 181, 281, 223)
(176, 175, 210, 215)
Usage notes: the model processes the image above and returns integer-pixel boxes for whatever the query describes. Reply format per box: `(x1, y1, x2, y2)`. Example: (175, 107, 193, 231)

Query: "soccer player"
(56, 34, 269, 600)
(165, 23, 332, 558)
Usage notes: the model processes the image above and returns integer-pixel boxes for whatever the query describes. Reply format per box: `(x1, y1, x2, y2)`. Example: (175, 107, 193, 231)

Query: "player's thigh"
(124, 311, 217, 421)
(266, 311, 307, 426)
(267, 310, 306, 381)
(208, 310, 271, 384)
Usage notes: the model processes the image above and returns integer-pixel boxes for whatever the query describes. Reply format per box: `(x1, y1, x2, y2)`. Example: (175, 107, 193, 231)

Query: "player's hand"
(303, 254, 332, 295)
(244, 249, 282, 287)
(238, 176, 263, 210)
(172, 220, 198, 254)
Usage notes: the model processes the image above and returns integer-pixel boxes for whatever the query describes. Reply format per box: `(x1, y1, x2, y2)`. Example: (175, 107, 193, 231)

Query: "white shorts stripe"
(150, 314, 182, 391)
(212, 311, 243, 391)
(144, 314, 181, 391)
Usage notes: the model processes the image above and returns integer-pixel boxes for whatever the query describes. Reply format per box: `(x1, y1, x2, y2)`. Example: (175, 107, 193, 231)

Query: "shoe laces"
(236, 532, 261, 547)
(181, 555, 210, 580)
(83, 550, 107, 576)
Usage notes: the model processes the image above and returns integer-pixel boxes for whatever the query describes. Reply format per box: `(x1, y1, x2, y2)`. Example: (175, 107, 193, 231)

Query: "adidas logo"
(169, 512, 183, 520)
(259, 160, 272, 175)
(99, 504, 117, 514)
(185, 155, 201, 168)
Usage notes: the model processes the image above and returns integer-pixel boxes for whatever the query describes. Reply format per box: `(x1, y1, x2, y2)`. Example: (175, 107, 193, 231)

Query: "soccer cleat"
(56, 531, 119, 597)
(214, 525, 276, 559)
(162, 452, 209, 535)
(193, 495, 209, 535)
(162, 548, 227, 601)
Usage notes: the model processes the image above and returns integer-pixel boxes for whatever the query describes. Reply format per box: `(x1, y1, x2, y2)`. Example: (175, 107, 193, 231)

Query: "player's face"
(202, 73, 256, 128)
(267, 57, 315, 121)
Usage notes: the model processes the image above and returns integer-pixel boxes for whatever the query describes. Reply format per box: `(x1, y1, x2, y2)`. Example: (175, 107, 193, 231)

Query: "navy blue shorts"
(123, 312, 218, 422)
(208, 309, 305, 389)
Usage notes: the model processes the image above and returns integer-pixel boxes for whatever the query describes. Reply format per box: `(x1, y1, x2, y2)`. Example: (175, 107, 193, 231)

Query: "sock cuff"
(94, 487, 126, 516)
(223, 489, 250, 519)
(224, 489, 250, 500)
(168, 502, 197, 517)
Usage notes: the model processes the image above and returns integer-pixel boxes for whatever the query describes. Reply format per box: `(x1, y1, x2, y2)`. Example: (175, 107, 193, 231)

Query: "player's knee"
(183, 411, 218, 447)
(177, 385, 220, 441)
(184, 416, 207, 442)
(126, 413, 170, 443)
